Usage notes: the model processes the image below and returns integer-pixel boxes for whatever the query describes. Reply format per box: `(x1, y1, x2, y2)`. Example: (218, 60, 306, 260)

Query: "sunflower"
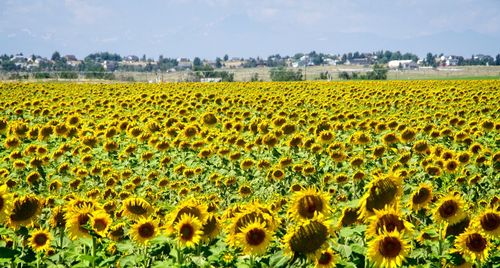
(338, 207, 360, 227)
(235, 220, 273, 255)
(175, 213, 203, 248)
(433, 194, 467, 226)
(238, 185, 253, 197)
(367, 230, 409, 268)
(201, 214, 220, 241)
(49, 206, 66, 228)
(408, 183, 433, 211)
(8, 195, 43, 228)
(315, 248, 337, 268)
(358, 173, 402, 219)
(130, 217, 159, 245)
(283, 214, 332, 259)
(270, 167, 286, 180)
(471, 209, 500, 237)
(366, 206, 414, 238)
(91, 211, 113, 237)
(445, 217, 470, 237)
(454, 228, 490, 263)
(108, 222, 126, 241)
(121, 197, 154, 220)
(201, 112, 218, 126)
(65, 204, 95, 240)
(29, 229, 52, 252)
(0, 184, 13, 223)
(169, 198, 209, 227)
(226, 204, 278, 246)
(288, 187, 331, 222)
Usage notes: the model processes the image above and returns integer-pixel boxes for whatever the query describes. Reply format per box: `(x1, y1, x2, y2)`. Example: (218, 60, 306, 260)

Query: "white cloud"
(64, 0, 109, 25)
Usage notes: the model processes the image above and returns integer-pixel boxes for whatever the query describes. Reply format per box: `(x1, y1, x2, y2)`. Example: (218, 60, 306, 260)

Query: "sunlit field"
(0, 81, 498, 267)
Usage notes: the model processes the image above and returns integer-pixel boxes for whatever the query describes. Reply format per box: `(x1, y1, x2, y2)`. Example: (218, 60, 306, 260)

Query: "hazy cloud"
(1, 0, 499, 58)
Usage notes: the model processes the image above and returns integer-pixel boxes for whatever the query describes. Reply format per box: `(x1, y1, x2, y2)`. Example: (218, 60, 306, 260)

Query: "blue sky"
(1, 0, 499, 59)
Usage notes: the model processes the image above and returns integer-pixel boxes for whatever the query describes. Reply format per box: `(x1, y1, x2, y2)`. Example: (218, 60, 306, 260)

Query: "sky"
(1, 0, 500, 59)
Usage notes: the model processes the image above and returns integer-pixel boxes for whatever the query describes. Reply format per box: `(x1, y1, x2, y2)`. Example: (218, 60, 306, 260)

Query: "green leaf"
(336, 244, 352, 258)
(0, 247, 20, 259)
(351, 243, 366, 255)
(268, 251, 290, 267)
(191, 256, 209, 267)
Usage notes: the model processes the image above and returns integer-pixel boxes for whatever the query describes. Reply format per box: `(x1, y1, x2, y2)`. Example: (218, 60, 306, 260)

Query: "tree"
(193, 57, 202, 68)
(51, 51, 61, 62)
(223, 54, 229, 61)
(425, 53, 435, 67)
(269, 67, 303, 81)
(215, 57, 222, 68)
(496, 54, 500, 66)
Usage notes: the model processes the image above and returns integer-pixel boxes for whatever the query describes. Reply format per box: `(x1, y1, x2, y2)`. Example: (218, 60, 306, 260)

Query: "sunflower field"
(0, 81, 498, 268)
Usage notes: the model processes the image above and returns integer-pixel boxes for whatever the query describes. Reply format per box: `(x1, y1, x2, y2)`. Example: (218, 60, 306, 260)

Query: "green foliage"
(34, 72, 52, 79)
(193, 64, 234, 82)
(338, 64, 388, 80)
(59, 72, 78, 79)
(250, 73, 261, 82)
(269, 67, 303, 81)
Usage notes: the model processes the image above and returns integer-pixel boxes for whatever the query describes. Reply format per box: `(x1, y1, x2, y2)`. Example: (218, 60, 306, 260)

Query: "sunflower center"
(438, 200, 458, 218)
(201, 216, 217, 236)
(246, 228, 266, 246)
(480, 213, 499, 231)
(110, 226, 124, 238)
(0, 197, 4, 210)
(366, 179, 398, 212)
(34, 233, 48, 246)
(94, 219, 107, 231)
(180, 224, 194, 240)
(412, 188, 430, 204)
(378, 237, 402, 258)
(138, 223, 155, 238)
(10, 197, 39, 222)
(465, 233, 487, 252)
(78, 213, 91, 233)
(340, 208, 359, 227)
(273, 170, 284, 178)
(378, 214, 405, 234)
(318, 252, 333, 265)
(289, 221, 328, 254)
(298, 195, 323, 219)
(127, 204, 148, 215)
(175, 207, 202, 223)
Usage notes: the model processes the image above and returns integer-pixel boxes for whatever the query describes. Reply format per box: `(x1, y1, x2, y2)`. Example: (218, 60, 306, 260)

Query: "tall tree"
(51, 51, 61, 62)
(193, 57, 202, 67)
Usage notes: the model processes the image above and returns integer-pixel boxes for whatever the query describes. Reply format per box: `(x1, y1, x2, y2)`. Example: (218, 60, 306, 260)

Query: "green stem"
(91, 236, 96, 268)
(438, 223, 443, 257)
(58, 227, 64, 264)
(176, 244, 184, 264)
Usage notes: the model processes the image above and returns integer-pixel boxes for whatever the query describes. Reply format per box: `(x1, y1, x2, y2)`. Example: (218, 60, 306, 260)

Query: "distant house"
(124, 55, 139, 62)
(224, 59, 246, 68)
(102, 60, 118, 72)
(177, 58, 192, 69)
(324, 58, 337, 66)
(388, 60, 418, 69)
(200, 78, 222, 82)
(203, 60, 218, 68)
(439, 56, 459, 66)
(64, 55, 77, 61)
(346, 58, 370, 65)
(64, 55, 81, 67)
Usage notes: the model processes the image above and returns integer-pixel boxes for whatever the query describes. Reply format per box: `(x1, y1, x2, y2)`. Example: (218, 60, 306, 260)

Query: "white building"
(388, 60, 418, 69)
